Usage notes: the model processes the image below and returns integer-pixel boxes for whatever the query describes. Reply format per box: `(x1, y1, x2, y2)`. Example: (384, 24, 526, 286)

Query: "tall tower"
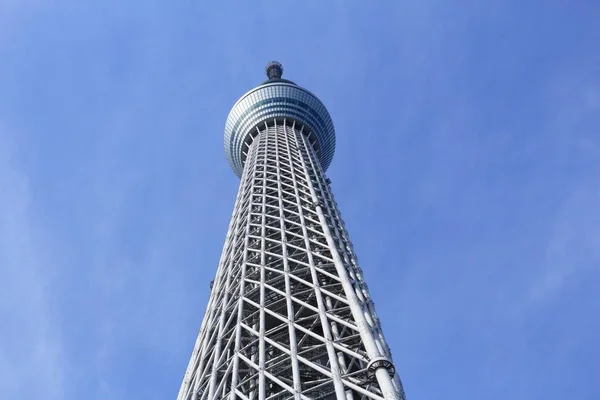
(177, 62, 406, 400)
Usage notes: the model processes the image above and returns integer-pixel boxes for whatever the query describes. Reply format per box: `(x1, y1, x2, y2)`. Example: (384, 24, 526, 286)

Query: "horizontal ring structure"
(225, 81, 335, 177)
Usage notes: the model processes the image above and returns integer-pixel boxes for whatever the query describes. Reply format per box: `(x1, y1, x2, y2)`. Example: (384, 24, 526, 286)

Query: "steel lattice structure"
(177, 63, 406, 400)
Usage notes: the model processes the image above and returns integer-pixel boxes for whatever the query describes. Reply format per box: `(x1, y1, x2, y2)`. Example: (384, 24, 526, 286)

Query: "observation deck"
(224, 61, 336, 177)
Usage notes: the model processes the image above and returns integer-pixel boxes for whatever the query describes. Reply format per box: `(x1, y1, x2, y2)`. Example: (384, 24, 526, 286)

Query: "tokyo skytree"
(177, 62, 406, 400)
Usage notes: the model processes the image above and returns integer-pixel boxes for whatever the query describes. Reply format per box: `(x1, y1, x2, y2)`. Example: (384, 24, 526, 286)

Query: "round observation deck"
(224, 62, 336, 177)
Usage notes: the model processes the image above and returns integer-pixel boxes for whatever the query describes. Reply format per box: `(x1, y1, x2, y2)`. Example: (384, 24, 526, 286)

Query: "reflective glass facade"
(225, 82, 335, 177)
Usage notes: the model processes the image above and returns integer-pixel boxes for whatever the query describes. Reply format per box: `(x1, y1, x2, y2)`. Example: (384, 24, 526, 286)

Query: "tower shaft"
(178, 120, 405, 400)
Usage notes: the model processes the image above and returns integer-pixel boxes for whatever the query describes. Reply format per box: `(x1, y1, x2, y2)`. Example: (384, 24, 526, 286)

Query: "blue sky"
(0, 1, 598, 399)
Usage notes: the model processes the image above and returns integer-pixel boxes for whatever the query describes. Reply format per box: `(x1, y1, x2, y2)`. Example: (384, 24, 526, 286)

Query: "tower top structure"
(224, 62, 336, 177)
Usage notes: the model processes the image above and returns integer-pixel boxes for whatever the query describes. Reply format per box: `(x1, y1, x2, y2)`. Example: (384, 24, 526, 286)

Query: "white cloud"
(530, 185, 600, 302)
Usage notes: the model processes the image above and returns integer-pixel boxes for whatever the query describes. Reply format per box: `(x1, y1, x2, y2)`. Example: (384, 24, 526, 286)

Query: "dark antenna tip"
(265, 61, 283, 80)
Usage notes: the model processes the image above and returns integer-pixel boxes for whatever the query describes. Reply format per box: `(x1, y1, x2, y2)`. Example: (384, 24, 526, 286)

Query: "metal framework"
(177, 63, 406, 400)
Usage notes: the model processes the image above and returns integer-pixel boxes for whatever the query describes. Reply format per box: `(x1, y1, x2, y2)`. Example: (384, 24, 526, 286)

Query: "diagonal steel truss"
(177, 119, 406, 400)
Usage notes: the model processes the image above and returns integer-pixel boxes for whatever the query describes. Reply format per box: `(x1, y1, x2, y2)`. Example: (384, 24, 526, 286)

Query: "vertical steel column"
(274, 121, 303, 398)
(296, 132, 402, 400)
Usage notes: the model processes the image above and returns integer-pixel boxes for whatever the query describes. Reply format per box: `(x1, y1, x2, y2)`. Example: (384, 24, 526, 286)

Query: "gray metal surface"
(177, 67, 405, 400)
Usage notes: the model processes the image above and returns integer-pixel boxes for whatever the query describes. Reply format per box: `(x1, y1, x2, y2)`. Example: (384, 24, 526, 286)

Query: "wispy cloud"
(531, 186, 600, 301)
(529, 69, 600, 302)
(0, 127, 66, 399)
